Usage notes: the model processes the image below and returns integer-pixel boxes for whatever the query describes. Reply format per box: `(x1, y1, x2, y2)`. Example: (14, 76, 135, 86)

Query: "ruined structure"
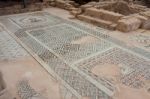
(0, 1, 150, 99)
(69, 0, 150, 32)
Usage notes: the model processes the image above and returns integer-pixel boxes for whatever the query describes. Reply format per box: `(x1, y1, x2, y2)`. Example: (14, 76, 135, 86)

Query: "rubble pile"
(70, 0, 150, 32)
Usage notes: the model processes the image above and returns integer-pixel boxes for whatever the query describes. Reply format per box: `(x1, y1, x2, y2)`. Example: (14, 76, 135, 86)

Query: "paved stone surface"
(0, 10, 150, 99)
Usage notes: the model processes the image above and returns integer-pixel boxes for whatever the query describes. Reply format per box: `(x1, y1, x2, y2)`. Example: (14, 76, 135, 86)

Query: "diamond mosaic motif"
(0, 11, 150, 99)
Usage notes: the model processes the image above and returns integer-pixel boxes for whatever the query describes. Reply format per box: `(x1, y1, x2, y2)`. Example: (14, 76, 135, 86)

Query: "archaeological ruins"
(0, 0, 150, 99)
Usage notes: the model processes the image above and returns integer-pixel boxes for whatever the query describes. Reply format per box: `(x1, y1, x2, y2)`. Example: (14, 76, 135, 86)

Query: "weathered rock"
(142, 19, 150, 29)
(77, 14, 117, 30)
(84, 8, 123, 22)
(117, 17, 142, 32)
(55, 0, 75, 11)
(70, 8, 82, 17)
(80, 4, 93, 11)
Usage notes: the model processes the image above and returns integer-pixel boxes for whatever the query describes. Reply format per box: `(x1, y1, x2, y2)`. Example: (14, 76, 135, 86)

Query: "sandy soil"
(0, 56, 61, 99)
(91, 63, 150, 99)
(114, 84, 150, 99)
(91, 63, 121, 82)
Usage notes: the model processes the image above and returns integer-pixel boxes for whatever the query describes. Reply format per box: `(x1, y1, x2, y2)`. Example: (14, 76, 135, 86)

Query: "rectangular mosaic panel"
(27, 24, 114, 63)
(10, 12, 63, 28)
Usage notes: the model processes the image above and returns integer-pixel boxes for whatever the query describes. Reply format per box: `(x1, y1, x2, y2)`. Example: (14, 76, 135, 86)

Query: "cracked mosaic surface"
(0, 11, 150, 99)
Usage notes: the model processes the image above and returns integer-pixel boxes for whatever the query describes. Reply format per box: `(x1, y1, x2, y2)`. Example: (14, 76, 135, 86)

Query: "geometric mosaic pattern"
(130, 34, 150, 49)
(28, 24, 114, 63)
(0, 30, 28, 60)
(17, 80, 46, 99)
(10, 12, 62, 28)
(0, 11, 150, 99)
(14, 31, 113, 99)
(76, 47, 150, 89)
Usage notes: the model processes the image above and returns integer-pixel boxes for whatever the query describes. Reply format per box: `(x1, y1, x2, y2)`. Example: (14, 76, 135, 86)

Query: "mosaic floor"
(0, 11, 150, 99)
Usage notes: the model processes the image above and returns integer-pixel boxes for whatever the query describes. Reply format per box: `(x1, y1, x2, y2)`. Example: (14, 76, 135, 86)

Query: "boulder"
(117, 17, 142, 32)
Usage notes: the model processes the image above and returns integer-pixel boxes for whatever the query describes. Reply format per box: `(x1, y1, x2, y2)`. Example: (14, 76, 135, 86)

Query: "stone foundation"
(72, 1, 150, 32)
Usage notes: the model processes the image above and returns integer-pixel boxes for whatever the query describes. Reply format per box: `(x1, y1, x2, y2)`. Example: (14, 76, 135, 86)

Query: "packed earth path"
(0, 7, 150, 99)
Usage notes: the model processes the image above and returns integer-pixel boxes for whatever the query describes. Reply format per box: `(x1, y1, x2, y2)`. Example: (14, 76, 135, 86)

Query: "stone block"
(117, 17, 142, 32)
(142, 19, 150, 30)
(80, 4, 93, 11)
(77, 15, 114, 29)
(84, 8, 123, 23)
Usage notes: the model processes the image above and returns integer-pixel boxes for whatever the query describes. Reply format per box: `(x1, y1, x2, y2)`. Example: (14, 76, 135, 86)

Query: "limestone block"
(135, 15, 148, 22)
(140, 11, 150, 18)
(98, 9, 124, 23)
(84, 8, 123, 23)
(135, 15, 149, 29)
(117, 17, 142, 32)
(84, 7, 101, 18)
(77, 15, 113, 29)
(80, 4, 93, 11)
(55, 0, 66, 8)
(70, 8, 82, 17)
(142, 19, 150, 30)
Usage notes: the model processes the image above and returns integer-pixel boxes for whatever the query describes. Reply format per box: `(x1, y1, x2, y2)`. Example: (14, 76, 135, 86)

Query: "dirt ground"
(0, 7, 150, 99)
(0, 56, 61, 99)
